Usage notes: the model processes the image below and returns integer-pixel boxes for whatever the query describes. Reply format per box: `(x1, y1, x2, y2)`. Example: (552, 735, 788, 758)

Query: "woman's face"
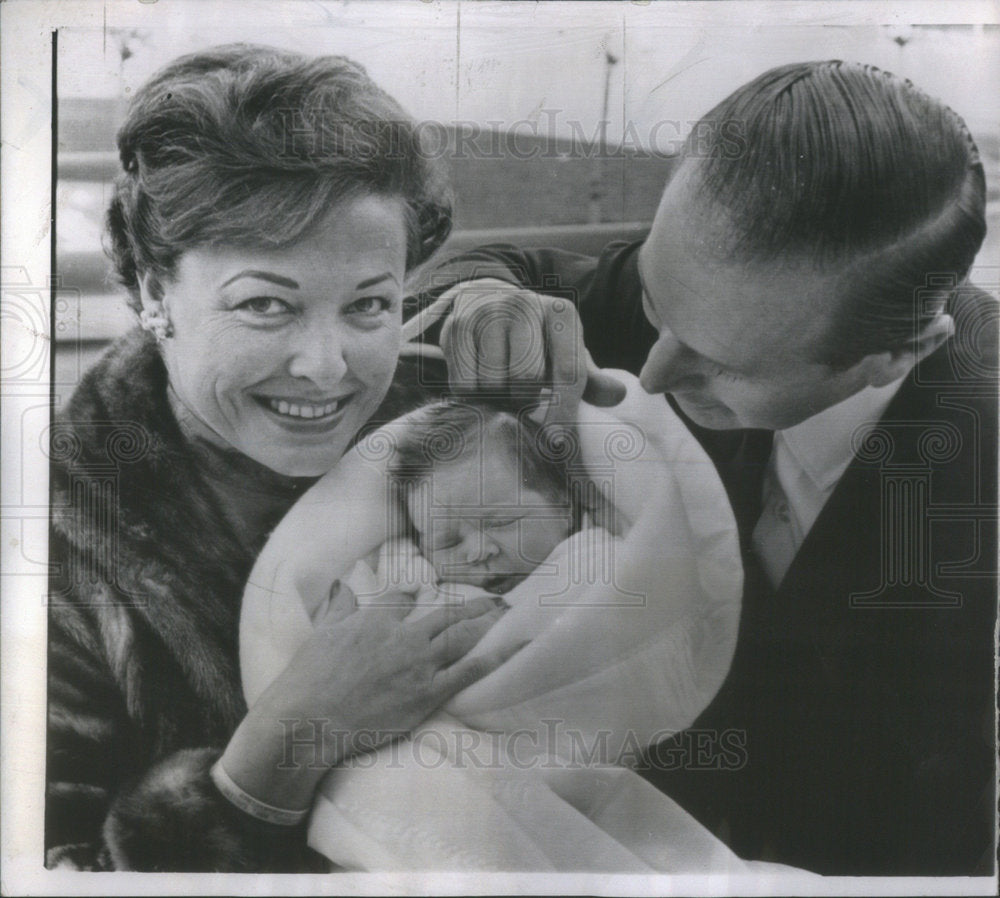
(144, 194, 408, 476)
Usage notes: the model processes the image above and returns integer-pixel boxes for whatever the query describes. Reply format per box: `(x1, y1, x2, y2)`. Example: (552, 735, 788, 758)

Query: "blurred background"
(53, 1, 999, 391)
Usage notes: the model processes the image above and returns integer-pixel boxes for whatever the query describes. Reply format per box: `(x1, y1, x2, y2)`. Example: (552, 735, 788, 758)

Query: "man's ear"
(860, 314, 955, 388)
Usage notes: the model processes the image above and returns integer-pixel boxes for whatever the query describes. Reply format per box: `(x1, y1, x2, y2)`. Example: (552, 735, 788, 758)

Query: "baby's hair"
(388, 400, 572, 508)
(677, 60, 986, 367)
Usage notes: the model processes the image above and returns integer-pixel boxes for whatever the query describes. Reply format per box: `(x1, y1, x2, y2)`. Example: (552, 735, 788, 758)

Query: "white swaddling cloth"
(240, 371, 749, 872)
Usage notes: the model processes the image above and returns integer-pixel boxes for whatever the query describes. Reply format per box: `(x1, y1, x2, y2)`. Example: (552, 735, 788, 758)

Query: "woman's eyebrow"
(221, 270, 300, 289)
(356, 272, 398, 290)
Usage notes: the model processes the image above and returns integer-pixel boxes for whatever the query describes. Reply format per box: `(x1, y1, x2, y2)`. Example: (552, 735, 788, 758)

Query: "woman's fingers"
(415, 595, 501, 638)
(317, 582, 415, 626)
(434, 638, 531, 695)
(357, 585, 417, 620)
(428, 606, 505, 662)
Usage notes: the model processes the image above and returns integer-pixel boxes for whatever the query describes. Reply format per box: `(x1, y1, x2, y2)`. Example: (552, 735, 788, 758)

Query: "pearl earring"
(139, 308, 174, 342)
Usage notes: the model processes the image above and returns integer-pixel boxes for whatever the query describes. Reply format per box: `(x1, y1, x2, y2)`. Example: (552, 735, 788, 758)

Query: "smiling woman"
(145, 196, 408, 476)
(45, 44, 514, 872)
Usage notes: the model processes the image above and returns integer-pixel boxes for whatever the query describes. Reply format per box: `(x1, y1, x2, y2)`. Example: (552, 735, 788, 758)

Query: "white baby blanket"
(240, 371, 750, 872)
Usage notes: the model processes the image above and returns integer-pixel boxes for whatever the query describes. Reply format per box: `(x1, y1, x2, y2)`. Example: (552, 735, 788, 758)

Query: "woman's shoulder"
(60, 328, 164, 420)
(53, 329, 176, 469)
(49, 328, 239, 587)
(48, 333, 251, 730)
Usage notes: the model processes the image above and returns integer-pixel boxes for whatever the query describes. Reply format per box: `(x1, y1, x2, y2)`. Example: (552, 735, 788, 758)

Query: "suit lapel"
(769, 337, 959, 637)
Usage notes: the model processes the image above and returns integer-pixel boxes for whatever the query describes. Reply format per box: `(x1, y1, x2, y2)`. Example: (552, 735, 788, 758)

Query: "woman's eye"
(234, 296, 292, 316)
(346, 296, 392, 315)
(486, 517, 519, 529)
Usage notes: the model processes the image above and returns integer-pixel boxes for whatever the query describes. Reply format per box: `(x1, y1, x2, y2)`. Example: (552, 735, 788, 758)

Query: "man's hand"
(436, 278, 626, 417)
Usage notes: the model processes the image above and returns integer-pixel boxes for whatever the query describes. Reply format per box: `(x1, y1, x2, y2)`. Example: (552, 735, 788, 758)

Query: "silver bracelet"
(210, 760, 310, 826)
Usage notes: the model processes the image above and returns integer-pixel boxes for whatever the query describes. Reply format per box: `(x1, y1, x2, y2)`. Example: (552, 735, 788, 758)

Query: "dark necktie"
(722, 429, 775, 551)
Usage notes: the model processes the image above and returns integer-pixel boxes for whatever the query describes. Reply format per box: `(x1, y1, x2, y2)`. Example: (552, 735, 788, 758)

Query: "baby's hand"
(375, 537, 437, 597)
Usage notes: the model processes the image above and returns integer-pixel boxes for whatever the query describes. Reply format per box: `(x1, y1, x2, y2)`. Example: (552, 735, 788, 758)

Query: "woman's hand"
(219, 583, 518, 811)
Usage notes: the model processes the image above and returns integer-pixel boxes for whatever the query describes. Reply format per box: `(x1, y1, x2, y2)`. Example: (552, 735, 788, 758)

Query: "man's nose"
(287, 319, 349, 386)
(639, 331, 703, 395)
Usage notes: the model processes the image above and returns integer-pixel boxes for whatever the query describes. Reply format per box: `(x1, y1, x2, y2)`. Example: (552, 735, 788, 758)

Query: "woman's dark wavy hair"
(682, 60, 987, 367)
(107, 43, 452, 311)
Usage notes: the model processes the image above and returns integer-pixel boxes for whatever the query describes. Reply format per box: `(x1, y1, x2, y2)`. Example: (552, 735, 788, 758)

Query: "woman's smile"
(254, 393, 355, 423)
(148, 195, 409, 476)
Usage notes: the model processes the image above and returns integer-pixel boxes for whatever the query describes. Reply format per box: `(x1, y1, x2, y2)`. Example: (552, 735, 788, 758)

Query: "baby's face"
(406, 449, 571, 593)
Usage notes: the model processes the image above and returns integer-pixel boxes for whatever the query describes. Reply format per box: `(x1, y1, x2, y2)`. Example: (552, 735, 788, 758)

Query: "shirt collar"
(777, 377, 907, 492)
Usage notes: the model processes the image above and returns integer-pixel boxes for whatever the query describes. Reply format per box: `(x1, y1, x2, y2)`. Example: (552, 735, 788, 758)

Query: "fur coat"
(46, 328, 440, 871)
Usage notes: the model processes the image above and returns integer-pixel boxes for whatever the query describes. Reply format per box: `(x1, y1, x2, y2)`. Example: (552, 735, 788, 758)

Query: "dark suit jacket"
(421, 240, 998, 875)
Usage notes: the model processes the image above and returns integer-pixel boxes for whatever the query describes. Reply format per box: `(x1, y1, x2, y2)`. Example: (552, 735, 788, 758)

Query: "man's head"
(389, 401, 574, 592)
(638, 61, 986, 430)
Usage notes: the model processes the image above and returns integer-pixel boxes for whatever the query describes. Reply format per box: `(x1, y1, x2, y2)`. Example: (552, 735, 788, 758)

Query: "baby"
(240, 370, 747, 871)
(346, 400, 591, 608)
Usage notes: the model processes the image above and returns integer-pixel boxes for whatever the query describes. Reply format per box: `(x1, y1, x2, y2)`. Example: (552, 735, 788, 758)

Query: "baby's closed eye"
(484, 517, 520, 529)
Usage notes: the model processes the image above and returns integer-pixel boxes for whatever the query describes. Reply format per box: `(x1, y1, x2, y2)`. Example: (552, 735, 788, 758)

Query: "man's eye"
(709, 364, 742, 383)
(235, 296, 292, 316)
(346, 296, 391, 315)
(641, 290, 660, 328)
(486, 517, 520, 529)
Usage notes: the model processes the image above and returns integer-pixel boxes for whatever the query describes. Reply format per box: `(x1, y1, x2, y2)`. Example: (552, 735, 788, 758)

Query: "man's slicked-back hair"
(682, 60, 986, 367)
(107, 43, 452, 312)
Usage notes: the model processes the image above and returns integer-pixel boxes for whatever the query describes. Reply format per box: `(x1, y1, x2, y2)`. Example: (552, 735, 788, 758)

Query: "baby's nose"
(462, 530, 499, 564)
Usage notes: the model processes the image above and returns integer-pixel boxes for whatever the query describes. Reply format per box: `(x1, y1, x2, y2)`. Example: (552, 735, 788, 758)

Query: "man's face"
(637, 168, 873, 431)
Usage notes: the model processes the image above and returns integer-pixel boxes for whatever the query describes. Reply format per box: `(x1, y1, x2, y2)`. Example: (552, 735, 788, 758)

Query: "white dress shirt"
(752, 377, 906, 588)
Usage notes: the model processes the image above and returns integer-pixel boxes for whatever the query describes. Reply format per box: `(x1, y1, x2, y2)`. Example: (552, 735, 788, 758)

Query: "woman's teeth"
(266, 398, 344, 419)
